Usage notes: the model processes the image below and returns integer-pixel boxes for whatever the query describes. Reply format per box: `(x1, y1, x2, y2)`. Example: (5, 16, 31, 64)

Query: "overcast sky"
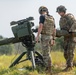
(0, 0, 76, 38)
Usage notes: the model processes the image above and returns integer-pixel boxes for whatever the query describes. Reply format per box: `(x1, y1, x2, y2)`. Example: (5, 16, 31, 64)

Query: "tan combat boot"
(45, 61, 52, 75)
(45, 67, 52, 75)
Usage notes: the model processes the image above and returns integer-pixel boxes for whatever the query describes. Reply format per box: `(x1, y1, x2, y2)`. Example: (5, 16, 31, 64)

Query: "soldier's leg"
(63, 37, 75, 71)
(64, 40, 69, 61)
(66, 41, 75, 67)
(41, 35, 52, 69)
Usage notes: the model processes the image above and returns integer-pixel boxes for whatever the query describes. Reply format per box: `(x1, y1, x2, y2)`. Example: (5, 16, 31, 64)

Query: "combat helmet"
(39, 6, 48, 14)
(56, 5, 67, 13)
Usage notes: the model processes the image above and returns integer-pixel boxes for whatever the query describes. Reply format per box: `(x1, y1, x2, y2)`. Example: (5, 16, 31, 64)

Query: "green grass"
(0, 51, 76, 75)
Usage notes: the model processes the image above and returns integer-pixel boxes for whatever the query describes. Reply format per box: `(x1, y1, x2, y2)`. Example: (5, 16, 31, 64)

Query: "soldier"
(36, 6, 55, 74)
(56, 5, 76, 71)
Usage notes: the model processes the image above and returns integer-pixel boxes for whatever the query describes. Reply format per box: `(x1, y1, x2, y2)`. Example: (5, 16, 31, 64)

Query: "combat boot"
(45, 61, 52, 75)
(45, 66, 52, 75)
(62, 66, 73, 72)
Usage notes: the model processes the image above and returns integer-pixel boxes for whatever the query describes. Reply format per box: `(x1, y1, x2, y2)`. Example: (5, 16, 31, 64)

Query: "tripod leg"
(35, 51, 43, 60)
(9, 52, 27, 68)
(35, 51, 45, 67)
(30, 51, 36, 70)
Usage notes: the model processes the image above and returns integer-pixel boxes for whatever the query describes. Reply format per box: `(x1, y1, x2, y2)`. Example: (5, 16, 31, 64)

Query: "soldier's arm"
(52, 26, 56, 40)
(36, 15, 45, 42)
(51, 18, 56, 46)
(67, 14, 76, 32)
(69, 23, 76, 32)
(36, 23, 43, 43)
(69, 15, 76, 36)
(52, 18, 56, 40)
(36, 23, 43, 38)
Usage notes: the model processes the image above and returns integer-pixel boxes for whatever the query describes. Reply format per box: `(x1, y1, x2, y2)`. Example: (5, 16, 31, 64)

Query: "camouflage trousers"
(64, 36, 76, 67)
(41, 34, 52, 68)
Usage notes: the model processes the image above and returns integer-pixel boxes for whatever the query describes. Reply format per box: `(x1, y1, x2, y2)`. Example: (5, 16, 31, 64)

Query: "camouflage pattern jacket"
(59, 13, 76, 32)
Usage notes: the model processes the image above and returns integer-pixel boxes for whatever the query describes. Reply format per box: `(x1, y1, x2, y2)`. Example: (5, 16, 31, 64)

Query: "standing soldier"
(36, 6, 56, 74)
(56, 5, 76, 71)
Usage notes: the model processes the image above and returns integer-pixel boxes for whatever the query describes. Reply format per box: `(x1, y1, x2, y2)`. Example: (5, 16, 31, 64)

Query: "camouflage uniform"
(59, 13, 76, 67)
(41, 15, 55, 68)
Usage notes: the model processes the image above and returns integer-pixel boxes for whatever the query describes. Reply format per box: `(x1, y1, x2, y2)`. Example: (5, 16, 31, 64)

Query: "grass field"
(0, 51, 76, 75)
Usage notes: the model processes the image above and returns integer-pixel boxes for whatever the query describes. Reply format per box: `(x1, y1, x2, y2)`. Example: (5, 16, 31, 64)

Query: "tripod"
(9, 35, 44, 70)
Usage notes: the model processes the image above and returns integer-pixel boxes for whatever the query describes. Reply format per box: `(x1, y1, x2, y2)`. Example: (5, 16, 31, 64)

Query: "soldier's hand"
(51, 40, 55, 46)
(35, 37, 39, 43)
